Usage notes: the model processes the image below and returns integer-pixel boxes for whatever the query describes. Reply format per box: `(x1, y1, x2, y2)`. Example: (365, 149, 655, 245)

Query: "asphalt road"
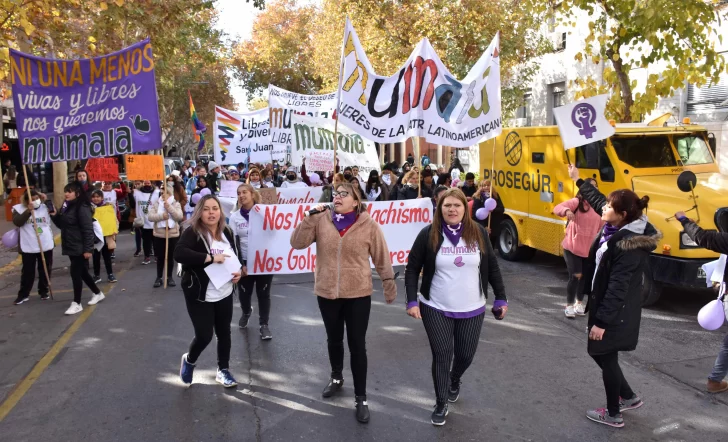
(0, 232, 727, 441)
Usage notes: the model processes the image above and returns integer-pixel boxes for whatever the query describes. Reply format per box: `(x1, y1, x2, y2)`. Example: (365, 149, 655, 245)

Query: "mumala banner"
(290, 114, 380, 175)
(10, 39, 162, 164)
(213, 106, 271, 165)
(247, 198, 433, 274)
(268, 84, 337, 163)
(337, 19, 501, 148)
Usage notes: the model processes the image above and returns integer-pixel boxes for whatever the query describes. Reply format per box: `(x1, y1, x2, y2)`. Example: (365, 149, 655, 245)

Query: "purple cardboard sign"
(10, 39, 161, 164)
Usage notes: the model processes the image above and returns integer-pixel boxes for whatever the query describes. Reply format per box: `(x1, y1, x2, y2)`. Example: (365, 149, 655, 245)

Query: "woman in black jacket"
(174, 194, 242, 388)
(405, 188, 507, 426)
(568, 165, 659, 428)
(395, 171, 420, 200)
(471, 179, 505, 247)
(51, 182, 105, 315)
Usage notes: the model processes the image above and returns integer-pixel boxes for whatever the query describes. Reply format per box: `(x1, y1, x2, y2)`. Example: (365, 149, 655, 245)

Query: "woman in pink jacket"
(553, 178, 604, 318)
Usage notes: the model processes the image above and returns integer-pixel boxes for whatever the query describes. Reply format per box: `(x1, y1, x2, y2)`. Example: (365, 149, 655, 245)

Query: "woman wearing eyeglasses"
(291, 182, 397, 424)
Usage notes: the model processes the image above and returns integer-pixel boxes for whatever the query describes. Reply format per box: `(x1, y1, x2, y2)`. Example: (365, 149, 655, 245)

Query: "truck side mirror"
(676, 170, 697, 193)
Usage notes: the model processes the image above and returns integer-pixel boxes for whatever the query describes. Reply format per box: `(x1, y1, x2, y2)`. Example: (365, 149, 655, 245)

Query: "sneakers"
(216, 369, 238, 388)
(322, 378, 344, 398)
(167, 278, 176, 287)
(65, 302, 83, 315)
(142, 258, 151, 265)
(574, 302, 586, 316)
(260, 325, 272, 340)
(619, 395, 643, 412)
(180, 353, 195, 385)
(431, 402, 449, 426)
(88, 292, 105, 305)
(14, 295, 30, 305)
(133, 251, 141, 257)
(239, 308, 253, 328)
(153, 278, 163, 288)
(586, 408, 624, 428)
(707, 379, 728, 393)
(355, 395, 370, 423)
(93, 275, 102, 284)
(40, 293, 50, 301)
(108, 274, 117, 283)
(564, 305, 576, 319)
(448, 379, 461, 403)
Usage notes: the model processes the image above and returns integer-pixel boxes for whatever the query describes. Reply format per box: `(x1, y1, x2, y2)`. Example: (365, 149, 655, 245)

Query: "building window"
(555, 32, 566, 52)
(516, 91, 532, 126)
(549, 82, 566, 124)
(687, 70, 728, 115)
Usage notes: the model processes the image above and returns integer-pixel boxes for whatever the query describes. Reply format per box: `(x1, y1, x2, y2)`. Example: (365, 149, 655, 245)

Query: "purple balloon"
(484, 198, 497, 212)
(200, 188, 211, 197)
(475, 207, 489, 221)
(191, 193, 202, 205)
(2, 229, 18, 249)
(698, 299, 725, 330)
(310, 173, 321, 184)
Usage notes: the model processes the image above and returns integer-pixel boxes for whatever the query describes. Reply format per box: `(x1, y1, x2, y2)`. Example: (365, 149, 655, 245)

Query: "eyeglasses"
(332, 191, 350, 198)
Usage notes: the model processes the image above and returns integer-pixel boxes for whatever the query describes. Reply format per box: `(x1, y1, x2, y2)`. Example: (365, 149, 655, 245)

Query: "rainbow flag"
(189, 91, 206, 152)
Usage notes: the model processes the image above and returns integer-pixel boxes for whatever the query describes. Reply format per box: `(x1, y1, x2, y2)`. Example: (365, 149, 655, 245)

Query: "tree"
(558, 0, 727, 122)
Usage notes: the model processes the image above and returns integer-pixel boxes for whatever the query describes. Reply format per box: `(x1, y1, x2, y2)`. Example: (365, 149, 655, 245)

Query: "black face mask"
(141, 185, 154, 193)
(286, 174, 296, 181)
(344, 173, 352, 179)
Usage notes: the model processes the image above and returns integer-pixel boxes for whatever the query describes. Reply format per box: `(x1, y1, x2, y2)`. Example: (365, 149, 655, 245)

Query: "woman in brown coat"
(147, 183, 185, 288)
(291, 182, 397, 424)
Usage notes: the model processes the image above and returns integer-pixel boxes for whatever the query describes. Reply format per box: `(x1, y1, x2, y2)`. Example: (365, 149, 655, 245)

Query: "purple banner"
(10, 39, 162, 164)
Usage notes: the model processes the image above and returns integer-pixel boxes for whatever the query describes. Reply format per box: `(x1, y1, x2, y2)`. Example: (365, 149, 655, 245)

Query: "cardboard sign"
(304, 150, 334, 173)
(260, 188, 277, 205)
(125, 155, 164, 181)
(219, 180, 241, 198)
(86, 157, 120, 183)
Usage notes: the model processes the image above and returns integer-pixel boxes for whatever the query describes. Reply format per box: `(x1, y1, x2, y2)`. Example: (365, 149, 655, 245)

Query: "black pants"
(69, 255, 100, 304)
(238, 274, 273, 325)
(141, 228, 154, 258)
(317, 296, 371, 396)
(93, 242, 112, 277)
(18, 250, 53, 299)
(153, 236, 179, 279)
(591, 352, 635, 416)
(184, 291, 233, 370)
(420, 302, 485, 403)
(563, 249, 586, 304)
(134, 227, 142, 253)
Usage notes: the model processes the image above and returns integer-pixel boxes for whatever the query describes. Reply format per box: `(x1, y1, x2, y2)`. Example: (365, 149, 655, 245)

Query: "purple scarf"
(332, 210, 357, 231)
(239, 206, 250, 222)
(599, 223, 619, 245)
(442, 222, 463, 246)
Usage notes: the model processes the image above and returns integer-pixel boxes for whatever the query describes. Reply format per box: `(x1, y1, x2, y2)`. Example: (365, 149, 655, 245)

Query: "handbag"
(133, 191, 154, 228)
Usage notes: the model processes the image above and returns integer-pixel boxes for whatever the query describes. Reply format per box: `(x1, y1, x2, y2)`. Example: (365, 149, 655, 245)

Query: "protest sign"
(290, 114, 380, 176)
(305, 150, 334, 172)
(125, 155, 164, 181)
(213, 106, 272, 165)
(276, 187, 323, 204)
(86, 157, 119, 182)
(219, 180, 240, 198)
(553, 94, 615, 150)
(248, 199, 433, 274)
(11, 39, 162, 164)
(260, 188, 277, 205)
(268, 85, 337, 163)
(337, 19, 501, 148)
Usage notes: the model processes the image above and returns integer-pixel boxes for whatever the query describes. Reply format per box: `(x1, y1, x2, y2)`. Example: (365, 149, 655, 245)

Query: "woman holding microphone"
(290, 182, 397, 424)
(405, 188, 507, 426)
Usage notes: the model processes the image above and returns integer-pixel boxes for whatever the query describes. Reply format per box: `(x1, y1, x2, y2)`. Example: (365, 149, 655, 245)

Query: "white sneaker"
(574, 302, 586, 316)
(65, 302, 83, 315)
(88, 292, 106, 305)
(564, 305, 576, 318)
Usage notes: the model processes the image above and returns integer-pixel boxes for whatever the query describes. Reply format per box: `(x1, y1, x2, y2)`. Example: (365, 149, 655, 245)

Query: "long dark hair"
(576, 178, 597, 213)
(365, 170, 380, 194)
(430, 188, 486, 252)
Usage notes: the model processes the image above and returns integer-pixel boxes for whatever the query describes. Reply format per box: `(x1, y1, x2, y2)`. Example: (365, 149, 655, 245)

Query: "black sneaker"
(355, 395, 370, 423)
(108, 274, 117, 283)
(134, 251, 141, 257)
(167, 278, 176, 287)
(14, 296, 29, 305)
(39, 293, 50, 300)
(93, 275, 102, 284)
(239, 307, 253, 328)
(448, 379, 460, 403)
(142, 258, 151, 265)
(431, 402, 448, 426)
(153, 278, 163, 288)
(260, 325, 272, 340)
(322, 378, 344, 398)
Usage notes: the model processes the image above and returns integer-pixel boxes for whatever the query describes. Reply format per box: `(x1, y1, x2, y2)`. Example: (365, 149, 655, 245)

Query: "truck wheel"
(498, 219, 535, 261)
(641, 267, 662, 306)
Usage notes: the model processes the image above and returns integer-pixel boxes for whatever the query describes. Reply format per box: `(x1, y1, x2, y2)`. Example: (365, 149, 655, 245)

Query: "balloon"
(451, 178, 460, 188)
(2, 229, 18, 249)
(484, 197, 497, 212)
(310, 173, 321, 184)
(200, 188, 211, 197)
(698, 299, 726, 330)
(475, 208, 489, 221)
(191, 193, 202, 205)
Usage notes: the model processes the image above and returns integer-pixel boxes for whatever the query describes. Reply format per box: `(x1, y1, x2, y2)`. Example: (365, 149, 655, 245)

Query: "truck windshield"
(611, 135, 678, 168)
(674, 135, 714, 165)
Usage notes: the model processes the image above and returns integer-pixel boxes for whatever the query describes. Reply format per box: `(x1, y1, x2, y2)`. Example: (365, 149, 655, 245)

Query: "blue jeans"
(709, 332, 728, 382)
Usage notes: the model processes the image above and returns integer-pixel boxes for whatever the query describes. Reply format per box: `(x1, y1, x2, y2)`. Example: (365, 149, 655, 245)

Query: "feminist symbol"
(571, 103, 598, 139)
(334, 213, 344, 222)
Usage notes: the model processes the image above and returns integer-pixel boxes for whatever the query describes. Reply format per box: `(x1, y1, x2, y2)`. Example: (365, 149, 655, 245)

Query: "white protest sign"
(248, 199, 433, 274)
(218, 186, 325, 219)
(305, 150, 334, 172)
(219, 180, 240, 198)
(337, 19, 501, 148)
(268, 85, 337, 163)
(553, 94, 616, 150)
(213, 106, 272, 165)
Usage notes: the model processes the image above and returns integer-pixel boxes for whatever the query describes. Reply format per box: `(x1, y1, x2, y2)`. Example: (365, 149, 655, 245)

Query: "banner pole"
(487, 138, 496, 232)
(21, 165, 53, 300)
(332, 19, 348, 179)
(415, 137, 422, 198)
(162, 165, 169, 289)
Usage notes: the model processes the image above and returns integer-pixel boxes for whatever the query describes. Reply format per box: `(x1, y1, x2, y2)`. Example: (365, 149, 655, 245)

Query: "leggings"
(317, 296, 371, 396)
(69, 255, 100, 304)
(591, 352, 635, 416)
(153, 236, 179, 279)
(134, 227, 142, 253)
(18, 251, 53, 298)
(238, 274, 273, 325)
(420, 302, 484, 403)
(563, 249, 586, 304)
(141, 228, 154, 258)
(93, 242, 112, 277)
(184, 291, 233, 370)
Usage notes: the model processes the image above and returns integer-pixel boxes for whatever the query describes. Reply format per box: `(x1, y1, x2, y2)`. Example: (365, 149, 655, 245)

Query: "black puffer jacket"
(577, 179, 661, 355)
(680, 219, 728, 283)
(395, 185, 420, 200)
(51, 199, 95, 257)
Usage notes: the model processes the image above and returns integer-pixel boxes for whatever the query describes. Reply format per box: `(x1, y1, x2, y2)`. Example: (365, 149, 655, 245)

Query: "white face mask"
(382, 174, 391, 184)
(32, 199, 42, 209)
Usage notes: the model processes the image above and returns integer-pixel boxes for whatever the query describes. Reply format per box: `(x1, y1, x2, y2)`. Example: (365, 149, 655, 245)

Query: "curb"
(0, 234, 61, 277)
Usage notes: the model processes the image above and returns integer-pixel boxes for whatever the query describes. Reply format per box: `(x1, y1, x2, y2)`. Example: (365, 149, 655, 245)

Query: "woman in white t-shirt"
(133, 180, 160, 265)
(174, 195, 242, 388)
(404, 188, 507, 426)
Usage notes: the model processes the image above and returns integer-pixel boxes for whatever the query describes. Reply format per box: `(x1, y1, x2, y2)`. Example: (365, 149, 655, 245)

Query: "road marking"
(0, 289, 73, 300)
(0, 264, 130, 422)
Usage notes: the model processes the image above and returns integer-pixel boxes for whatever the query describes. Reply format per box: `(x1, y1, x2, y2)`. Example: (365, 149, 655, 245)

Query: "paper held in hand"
(204, 253, 242, 289)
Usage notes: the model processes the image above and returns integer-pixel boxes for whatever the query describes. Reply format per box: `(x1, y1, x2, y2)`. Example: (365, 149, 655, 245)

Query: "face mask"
(32, 199, 42, 209)
(382, 174, 391, 184)
(286, 175, 296, 181)
(344, 173, 352, 179)
(264, 177, 272, 182)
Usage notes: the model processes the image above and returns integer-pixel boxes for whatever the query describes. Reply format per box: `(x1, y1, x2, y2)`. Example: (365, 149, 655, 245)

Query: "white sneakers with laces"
(574, 302, 586, 316)
(88, 292, 106, 305)
(65, 302, 83, 315)
(564, 304, 576, 318)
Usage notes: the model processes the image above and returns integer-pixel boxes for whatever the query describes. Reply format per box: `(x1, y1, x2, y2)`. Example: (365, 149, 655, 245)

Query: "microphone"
(305, 203, 334, 217)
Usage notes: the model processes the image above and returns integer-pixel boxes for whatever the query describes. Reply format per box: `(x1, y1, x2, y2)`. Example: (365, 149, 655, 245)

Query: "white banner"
(213, 106, 272, 165)
(337, 19, 501, 148)
(290, 114, 381, 177)
(268, 85, 337, 163)
(553, 94, 616, 150)
(248, 199, 433, 274)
